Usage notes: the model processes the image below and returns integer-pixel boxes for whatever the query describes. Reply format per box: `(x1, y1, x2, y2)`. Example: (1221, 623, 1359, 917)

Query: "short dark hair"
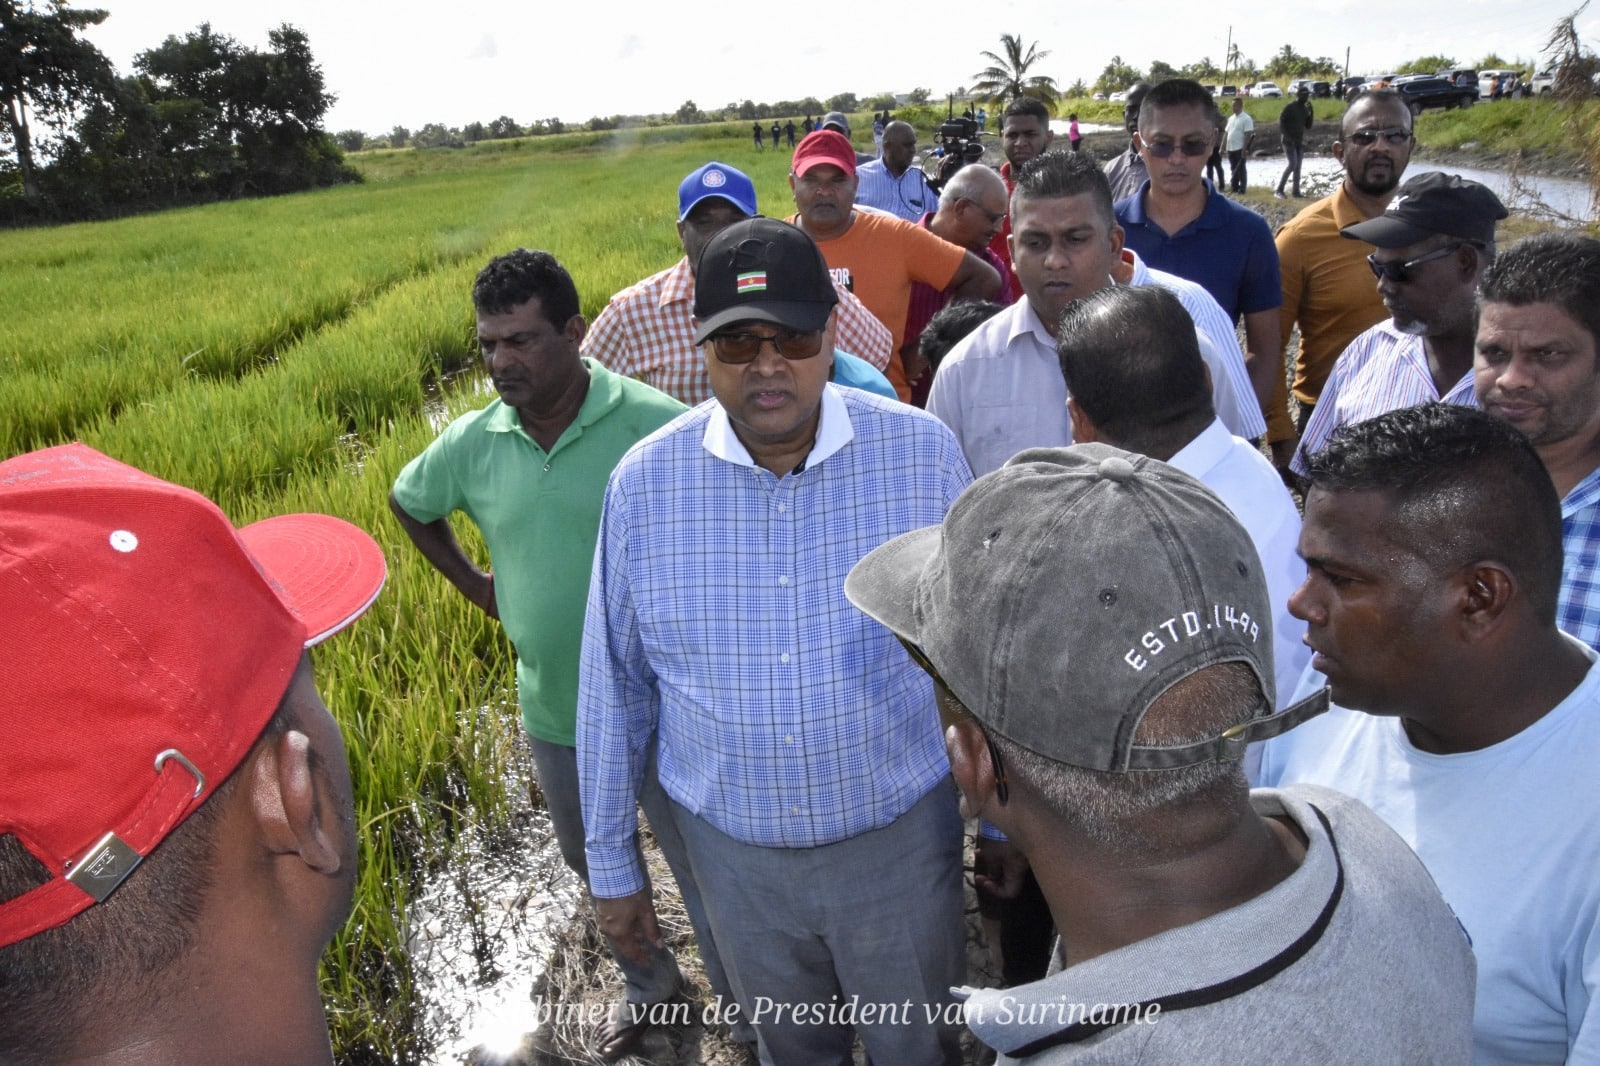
(1139, 79, 1221, 129)
(0, 702, 292, 1058)
(1001, 96, 1052, 125)
(1340, 89, 1410, 137)
(1478, 231, 1600, 355)
(1013, 150, 1115, 229)
(919, 300, 1003, 369)
(472, 248, 581, 324)
(1057, 286, 1212, 458)
(1307, 403, 1564, 621)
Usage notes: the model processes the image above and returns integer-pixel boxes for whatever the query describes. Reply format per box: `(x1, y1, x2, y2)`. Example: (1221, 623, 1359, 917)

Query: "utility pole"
(1224, 25, 1234, 85)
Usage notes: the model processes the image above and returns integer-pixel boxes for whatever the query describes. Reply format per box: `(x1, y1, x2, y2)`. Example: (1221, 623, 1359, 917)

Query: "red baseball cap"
(0, 444, 386, 947)
(792, 129, 857, 178)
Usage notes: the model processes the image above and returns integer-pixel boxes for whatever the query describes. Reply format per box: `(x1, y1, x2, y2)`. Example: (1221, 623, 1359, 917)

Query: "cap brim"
(238, 513, 387, 646)
(678, 191, 756, 222)
(1340, 215, 1434, 248)
(692, 300, 836, 345)
(843, 524, 943, 641)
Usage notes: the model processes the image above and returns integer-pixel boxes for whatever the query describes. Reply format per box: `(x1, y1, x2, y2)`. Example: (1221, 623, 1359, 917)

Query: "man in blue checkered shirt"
(578, 217, 973, 1064)
(1475, 232, 1600, 651)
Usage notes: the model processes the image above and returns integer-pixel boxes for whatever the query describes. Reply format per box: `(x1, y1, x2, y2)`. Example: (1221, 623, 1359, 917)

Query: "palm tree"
(971, 34, 1060, 111)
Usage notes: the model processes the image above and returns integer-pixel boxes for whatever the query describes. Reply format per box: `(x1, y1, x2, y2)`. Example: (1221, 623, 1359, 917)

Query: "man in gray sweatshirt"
(845, 442, 1476, 1063)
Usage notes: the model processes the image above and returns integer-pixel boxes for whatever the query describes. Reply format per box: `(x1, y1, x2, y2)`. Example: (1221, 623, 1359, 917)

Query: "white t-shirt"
(1258, 641, 1600, 1065)
(1225, 111, 1255, 152)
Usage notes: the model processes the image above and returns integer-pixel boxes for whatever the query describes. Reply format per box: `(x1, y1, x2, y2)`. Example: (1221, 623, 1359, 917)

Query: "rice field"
(0, 120, 816, 1063)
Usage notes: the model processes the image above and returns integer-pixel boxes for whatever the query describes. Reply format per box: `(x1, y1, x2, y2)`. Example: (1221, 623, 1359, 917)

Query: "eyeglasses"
(706, 328, 826, 365)
(1367, 243, 1467, 284)
(1142, 138, 1214, 158)
(1345, 127, 1412, 147)
(958, 198, 1006, 226)
(897, 636, 1008, 805)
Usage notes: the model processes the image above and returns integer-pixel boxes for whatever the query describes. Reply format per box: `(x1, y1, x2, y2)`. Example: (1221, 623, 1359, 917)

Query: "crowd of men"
(4, 79, 1598, 1066)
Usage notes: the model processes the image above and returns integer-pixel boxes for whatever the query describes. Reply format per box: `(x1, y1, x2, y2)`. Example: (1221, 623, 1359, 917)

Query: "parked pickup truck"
(1394, 76, 1477, 115)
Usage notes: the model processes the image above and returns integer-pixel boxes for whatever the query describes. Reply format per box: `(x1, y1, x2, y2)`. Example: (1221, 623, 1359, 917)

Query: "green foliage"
(826, 91, 859, 113)
(1148, 59, 1180, 82)
(1397, 54, 1458, 75)
(1094, 55, 1143, 95)
(0, 0, 115, 201)
(972, 33, 1060, 109)
(907, 87, 932, 105)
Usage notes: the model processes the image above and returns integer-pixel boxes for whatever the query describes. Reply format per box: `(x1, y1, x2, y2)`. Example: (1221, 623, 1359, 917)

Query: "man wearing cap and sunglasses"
(1291, 172, 1506, 477)
(1272, 89, 1416, 470)
(579, 217, 974, 1065)
(845, 443, 1476, 1062)
(1116, 78, 1284, 418)
(0, 444, 386, 1064)
(583, 161, 894, 409)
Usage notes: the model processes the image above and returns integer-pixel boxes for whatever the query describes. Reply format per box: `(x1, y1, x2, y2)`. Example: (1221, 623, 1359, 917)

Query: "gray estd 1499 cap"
(845, 444, 1327, 773)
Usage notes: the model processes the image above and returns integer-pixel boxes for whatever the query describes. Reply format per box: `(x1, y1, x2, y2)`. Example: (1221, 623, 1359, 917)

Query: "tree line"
(1, 1, 355, 224)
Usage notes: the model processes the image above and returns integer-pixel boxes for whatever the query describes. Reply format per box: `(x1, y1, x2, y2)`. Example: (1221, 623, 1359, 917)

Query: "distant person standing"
(1225, 96, 1255, 192)
(1205, 107, 1226, 187)
(802, 114, 815, 134)
(771, 121, 781, 148)
(753, 122, 764, 151)
(1068, 112, 1081, 151)
(872, 114, 886, 158)
(1275, 86, 1314, 198)
(1104, 81, 1153, 200)
(784, 118, 796, 147)
(977, 105, 987, 130)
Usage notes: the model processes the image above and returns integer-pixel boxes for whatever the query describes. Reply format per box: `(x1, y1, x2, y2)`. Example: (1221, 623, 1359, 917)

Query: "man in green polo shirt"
(389, 248, 692, 1061)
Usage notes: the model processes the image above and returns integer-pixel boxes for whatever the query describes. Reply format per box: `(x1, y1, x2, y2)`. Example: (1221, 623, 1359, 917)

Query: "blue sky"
(83, 0, 1587, 135)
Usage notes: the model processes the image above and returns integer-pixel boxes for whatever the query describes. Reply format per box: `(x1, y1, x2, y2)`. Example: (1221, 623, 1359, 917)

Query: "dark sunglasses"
(1345, 127, 1411, 147)
(706, 329, 826, 365)
(1143, 138, 1213, 158)
(1367, 243, 1467, 284)
(897, 636, 1008, 805)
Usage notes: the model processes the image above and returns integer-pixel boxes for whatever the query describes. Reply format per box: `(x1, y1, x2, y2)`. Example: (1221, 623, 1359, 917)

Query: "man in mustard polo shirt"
(389, 248, 693, 1061)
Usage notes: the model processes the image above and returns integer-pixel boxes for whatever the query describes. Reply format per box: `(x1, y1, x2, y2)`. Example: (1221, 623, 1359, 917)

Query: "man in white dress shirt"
(927, 150, 1262, 477)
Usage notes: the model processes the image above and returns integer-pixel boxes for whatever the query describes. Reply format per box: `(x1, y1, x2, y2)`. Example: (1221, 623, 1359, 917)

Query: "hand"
(974, 835, 1030, 902)
(473, 571, 499, 621)
(902, 348, 931, 386)
(595, 889, 663, 966)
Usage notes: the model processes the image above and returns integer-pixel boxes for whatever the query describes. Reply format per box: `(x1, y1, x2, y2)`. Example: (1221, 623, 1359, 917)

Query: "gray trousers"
(668, 782, 966, 1066)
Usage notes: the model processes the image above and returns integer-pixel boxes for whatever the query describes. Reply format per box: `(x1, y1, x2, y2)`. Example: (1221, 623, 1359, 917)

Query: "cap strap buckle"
(63, 749, 206, 904)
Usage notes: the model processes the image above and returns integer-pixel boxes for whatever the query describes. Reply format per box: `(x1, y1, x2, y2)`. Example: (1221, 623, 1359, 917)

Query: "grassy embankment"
(0, 125, 808, 1063)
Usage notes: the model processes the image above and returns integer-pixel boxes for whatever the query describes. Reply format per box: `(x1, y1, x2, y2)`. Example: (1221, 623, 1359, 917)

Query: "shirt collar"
(700, 382, 855, 471)
(1564, 463, 1600, 515)
(1167, 418, 1234, 478)
(1008, 298, 1058, 351)
(661, 257, 696, 308)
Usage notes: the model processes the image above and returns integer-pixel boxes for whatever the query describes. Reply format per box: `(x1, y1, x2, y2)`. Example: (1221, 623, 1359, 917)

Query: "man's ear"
(1067, 397, 1098, 443)
(945, 715, 1001, 823)
(1458, 561, 1517, 643)
(250, 729, 345, 876)
(563, 313, 588, 346)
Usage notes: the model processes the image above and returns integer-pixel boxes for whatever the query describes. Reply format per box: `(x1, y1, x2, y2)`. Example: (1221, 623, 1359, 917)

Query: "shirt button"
(778, 575, 789, 586)
(790, 806, 800, 815)
(777, 503, 787, 513)
(780, 652, 790, 663)
(785, 734, 794, 744)
(543, 463, 551, 472)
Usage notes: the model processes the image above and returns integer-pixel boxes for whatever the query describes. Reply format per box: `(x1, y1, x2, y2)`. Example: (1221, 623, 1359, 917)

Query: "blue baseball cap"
(678, 162, 758, 221)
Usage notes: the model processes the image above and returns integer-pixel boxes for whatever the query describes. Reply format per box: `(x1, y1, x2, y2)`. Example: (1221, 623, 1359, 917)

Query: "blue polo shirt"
(1114, 179, 1281, 322)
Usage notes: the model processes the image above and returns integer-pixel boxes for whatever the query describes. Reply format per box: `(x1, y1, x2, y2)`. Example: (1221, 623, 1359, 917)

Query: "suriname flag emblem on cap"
(736, 271, 767, 293)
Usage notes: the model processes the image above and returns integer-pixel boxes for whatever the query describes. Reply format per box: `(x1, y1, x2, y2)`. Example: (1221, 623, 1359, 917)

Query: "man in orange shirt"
(1271, 90, 1414, 467)
(788, 130, 1000, 400)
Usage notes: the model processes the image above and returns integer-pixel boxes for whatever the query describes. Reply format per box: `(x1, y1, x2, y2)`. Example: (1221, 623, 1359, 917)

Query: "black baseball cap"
(1341, 171, 1508, 247)
(692, 218, 838, 343)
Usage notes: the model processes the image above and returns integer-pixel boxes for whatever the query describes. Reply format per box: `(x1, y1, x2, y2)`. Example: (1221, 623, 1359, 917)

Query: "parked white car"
(1249, 81, 1284, 98)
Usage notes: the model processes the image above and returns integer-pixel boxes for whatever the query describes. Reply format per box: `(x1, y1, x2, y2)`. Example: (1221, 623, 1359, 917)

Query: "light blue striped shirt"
(578, 384, 974, 898)
(1291, 319, 1476, 476)
(854, 159, 941, 222)
(1560, 468, 1600, 653)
